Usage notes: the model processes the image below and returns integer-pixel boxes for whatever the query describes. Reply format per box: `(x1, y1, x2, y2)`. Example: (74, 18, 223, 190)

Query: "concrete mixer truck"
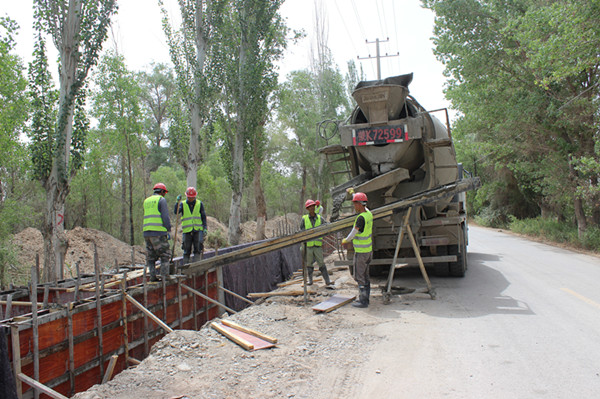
(319, 73, 470, 277)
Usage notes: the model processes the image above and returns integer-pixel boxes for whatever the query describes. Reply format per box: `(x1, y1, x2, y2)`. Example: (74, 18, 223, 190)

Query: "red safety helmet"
(352, 192, 368, 202)
(186, 187, 197, 198)
(305, 199, 316, 209)
(153, 183, 168, 193)
(315, 200, 321, 207)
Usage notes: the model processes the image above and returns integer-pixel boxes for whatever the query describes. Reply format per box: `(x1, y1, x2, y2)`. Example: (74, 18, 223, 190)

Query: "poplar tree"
(29, 0, 117, 281)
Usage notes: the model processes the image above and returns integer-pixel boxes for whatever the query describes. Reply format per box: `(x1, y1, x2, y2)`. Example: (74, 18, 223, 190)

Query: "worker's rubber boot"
(182, 256, 190, 266)
(365, 284, 371, 306)
(320, 266, 332, 286)
(307, 268, 314, 285)
(352, 286, 369, 308)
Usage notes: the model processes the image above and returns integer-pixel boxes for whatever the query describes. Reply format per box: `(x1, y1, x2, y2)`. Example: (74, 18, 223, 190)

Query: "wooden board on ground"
(212, 322, 276, 351)
(312, 295, 356, 313)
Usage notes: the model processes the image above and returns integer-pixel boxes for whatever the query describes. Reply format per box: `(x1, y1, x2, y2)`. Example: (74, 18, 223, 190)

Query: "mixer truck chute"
(320, 73, 476, 277)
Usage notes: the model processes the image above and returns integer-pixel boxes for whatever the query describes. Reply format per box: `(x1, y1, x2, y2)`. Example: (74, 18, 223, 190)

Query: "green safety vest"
(182, 200, 204, 233)
(143, 195, 167, 232)
(352, 210, 373, 253)
(315, 204, 323, 215)
(303, 214, 323, 247)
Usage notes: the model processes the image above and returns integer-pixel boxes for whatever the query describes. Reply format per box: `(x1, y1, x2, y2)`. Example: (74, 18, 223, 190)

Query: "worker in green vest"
(300, 199, 332, 287)
(315, 200, 323, 216)
(342, 191, 373, 308)
(175, 186, 207, 265)
(143, 183, 172, 282)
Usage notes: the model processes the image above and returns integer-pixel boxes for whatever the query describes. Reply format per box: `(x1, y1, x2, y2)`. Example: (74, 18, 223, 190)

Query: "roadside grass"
(507, 217, 600, 253)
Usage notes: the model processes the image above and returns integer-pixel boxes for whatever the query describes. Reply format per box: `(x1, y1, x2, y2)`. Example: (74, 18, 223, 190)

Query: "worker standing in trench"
(342, 191, 373, 308)
(300, 199, 333, 287)
(143, 183, 172, 282)
(175, 186, 207, 265)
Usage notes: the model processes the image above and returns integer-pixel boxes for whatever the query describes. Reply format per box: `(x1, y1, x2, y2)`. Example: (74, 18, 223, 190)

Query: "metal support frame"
(382, 207, 436, 304)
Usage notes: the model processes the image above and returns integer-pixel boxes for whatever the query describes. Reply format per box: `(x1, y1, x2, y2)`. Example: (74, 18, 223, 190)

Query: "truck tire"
(433, 245, 449, 277)
(448, 225, 467, 277)
(448, 244, 466, 277)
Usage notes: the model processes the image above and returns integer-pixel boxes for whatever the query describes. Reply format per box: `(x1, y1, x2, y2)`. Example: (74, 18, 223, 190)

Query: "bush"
(508, 216, 600, 252)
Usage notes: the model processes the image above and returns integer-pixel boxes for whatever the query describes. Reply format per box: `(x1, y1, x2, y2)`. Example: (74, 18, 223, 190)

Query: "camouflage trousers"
(145, 235, 171, 278)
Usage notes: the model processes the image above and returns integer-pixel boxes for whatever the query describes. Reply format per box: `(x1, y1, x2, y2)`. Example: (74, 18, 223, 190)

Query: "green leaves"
(426, 0, 600, 228)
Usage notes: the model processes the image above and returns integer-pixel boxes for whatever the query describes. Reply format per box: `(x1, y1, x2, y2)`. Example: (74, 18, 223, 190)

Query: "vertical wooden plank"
(42, 286, 49, 309)
(31, 266, 39, 399)
(177, 278, 183, 329)
(192, 275, 198, 331)
(74, 262, 81, 302)
(204, 271, 209, 321)
(162, 278, 167, 323)
(121, 270, 129, 366)
(94, 245, 104, 381)
(67, 304, 75, 397)
(6, 294, 12, 319)
(10, 324, 22, 398)
(216, 266, 225, 310)
(142, 266, 149, 357)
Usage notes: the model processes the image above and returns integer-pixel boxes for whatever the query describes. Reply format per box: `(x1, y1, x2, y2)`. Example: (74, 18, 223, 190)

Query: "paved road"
(354, 225, 600, 398)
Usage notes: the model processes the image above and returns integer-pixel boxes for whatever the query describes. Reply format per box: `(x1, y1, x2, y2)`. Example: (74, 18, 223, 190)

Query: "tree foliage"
(424, 0, 600, 234)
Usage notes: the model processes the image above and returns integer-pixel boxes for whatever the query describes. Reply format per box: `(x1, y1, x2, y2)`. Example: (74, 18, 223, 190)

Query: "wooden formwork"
(2, 267, 222, 399)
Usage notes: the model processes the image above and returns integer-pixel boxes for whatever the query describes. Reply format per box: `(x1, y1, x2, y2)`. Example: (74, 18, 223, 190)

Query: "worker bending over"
(143, 183, 172, 282)
(342, 192, 373, 308)
(175, 187, 207, 265)
(300, 199, 332, 287)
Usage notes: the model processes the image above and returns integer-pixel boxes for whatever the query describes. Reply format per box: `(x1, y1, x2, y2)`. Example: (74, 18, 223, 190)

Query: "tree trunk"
(187, 102, 201, 188)
(300, 167, 307, 215)
(126, 140, 135, 246)
(120, 156, 127, 241)
(42, 174, 69, 282)
(254, 163, 267, 241)
(569, 159, 587, 238)
(228, 131, 245, 246)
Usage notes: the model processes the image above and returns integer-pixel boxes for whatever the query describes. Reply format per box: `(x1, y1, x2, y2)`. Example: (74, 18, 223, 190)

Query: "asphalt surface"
(352, 225, 600, 398)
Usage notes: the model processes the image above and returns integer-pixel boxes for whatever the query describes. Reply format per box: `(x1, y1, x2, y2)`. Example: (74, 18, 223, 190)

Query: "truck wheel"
(434, 245, 449, 277)
(448, 239, 467, 277)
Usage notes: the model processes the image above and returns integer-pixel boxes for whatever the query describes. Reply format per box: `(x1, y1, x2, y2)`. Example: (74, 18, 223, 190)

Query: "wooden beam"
(124, 293, 173, 333)
(101, 355, 119, 384)
(183, 178, 480, 274)
(210, 322, 254, 351)
(221, 320, 277, 344)
(17, 373, 68, 399)
(181, 283, 236, 315)
(247, 289, 316, 298)
(218, 286, 254, 305)
(11, 324, 22, 398)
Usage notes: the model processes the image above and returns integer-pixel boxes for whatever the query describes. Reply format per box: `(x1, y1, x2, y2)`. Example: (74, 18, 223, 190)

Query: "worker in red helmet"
(299, 199, 332, 287)
(341, 190, 373, 308)
(314, 200, 323, 216)
(174, 186, 207, 265)
(143, 183, 172, 282)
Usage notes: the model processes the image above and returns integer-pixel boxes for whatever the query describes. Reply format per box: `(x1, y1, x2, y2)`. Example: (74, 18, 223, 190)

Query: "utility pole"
(357, 38, 399, 80)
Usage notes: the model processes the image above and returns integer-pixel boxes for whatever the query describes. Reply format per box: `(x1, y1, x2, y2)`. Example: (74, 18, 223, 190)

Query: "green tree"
(424, 0, 600, 236)
(0, 17, 33, 288)
(30, 0, 117, 281)
(159, 0, 224, 188)
(91, 51, 145, 245)
(213, 0, 288, 245)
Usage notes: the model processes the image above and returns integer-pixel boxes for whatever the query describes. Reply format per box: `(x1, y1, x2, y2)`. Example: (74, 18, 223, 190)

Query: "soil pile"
(11, 227, 146, 276)
(240, 213, 301, 243)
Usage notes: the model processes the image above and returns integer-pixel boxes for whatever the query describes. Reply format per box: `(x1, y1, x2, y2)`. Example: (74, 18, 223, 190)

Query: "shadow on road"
(369, 251, 534, 319)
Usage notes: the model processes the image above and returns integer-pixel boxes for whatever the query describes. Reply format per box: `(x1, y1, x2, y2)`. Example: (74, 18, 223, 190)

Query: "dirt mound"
(11, 227, 146, 277)
(240, 213, 301, 243)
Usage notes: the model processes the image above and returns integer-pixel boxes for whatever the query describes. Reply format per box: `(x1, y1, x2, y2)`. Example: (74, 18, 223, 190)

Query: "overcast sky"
(3, 0, 450, 112)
